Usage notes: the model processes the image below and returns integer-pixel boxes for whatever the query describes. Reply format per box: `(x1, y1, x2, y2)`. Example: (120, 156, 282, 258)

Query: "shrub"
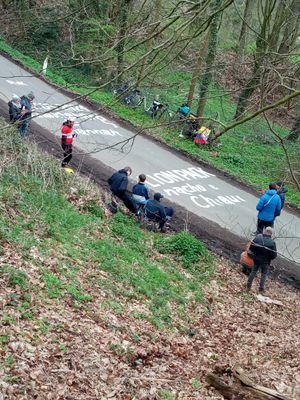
(155, 232, 210, 268)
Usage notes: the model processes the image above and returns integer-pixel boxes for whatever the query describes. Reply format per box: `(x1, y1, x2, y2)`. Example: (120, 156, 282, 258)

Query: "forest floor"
(0, 125, 300, 400)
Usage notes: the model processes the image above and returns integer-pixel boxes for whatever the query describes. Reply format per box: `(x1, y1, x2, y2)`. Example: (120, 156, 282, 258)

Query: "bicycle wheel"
(128, 94, 144, 108)
(157, 108, 173, 124)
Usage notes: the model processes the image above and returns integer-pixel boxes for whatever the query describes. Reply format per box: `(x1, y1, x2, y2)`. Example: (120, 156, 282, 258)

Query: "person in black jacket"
(275, 181, 288, 209)
(246, 227, 277, 292)
(8, 94, 22, 123)
(19, 91, 35, 138)
(108, 166, 136, 213)
(144, 193, 174, 232)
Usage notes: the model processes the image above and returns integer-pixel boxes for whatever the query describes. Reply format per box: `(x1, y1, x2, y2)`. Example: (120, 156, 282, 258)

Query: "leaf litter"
(0, 176, 299, 400)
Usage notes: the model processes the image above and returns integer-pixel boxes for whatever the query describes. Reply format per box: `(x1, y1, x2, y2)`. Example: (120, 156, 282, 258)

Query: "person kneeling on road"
(108, 166, 137, 214)
(144, 193, 174, 232)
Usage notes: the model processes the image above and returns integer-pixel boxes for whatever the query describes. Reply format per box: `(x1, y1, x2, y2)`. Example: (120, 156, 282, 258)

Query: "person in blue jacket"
(256, 183, 282, 234)
(132, 174, 150, 205)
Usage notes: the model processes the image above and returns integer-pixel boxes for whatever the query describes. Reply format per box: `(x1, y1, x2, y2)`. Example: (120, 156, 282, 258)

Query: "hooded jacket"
(108, 169, 129, 195)
(249, 234, 277, 265)
(256, 189, 282, 222)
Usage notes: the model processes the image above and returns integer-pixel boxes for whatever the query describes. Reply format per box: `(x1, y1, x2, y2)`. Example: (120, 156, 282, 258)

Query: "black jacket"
(108, 169, 128, 195)
(145, 199, 166, 221)
(249, 234, 277, 265)
(8, 101, 21, 122)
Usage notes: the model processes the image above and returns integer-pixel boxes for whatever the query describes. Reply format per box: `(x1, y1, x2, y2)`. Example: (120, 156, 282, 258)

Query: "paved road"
(1, 54, 300, 265)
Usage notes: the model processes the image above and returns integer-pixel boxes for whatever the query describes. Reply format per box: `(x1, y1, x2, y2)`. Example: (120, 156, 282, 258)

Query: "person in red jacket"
(61, 118, 75, 168)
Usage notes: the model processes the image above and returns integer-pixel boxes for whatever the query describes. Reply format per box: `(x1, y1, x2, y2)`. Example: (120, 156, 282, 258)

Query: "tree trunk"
(286, 106, 300, 141)
(234, 0, 277, 120)
(236, 0, 253, 59)
(187, 32, 209, 108)
(268, 0, 287, 52)
(196, 0, 222, 117)
(115, 0, 132, 84)
(278, 0, 300, 54)
(136, 0, 162, 89)
(234, 64, 260, 119)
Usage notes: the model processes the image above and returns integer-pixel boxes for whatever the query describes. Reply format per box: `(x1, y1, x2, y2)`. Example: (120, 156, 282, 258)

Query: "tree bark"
(187, 32, 209, 108)
(236, 0, 253, 59)
(286, 103, 300, 141)
(116, 0, 132, 84)
(234, 0, 277, 120)
(278, 0, 300, 54)
(136, 0, 162, 89)
(196, 0, 222, 117)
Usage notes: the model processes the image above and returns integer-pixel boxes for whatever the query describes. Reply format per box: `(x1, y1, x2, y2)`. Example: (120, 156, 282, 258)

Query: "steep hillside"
(0, 121, 299, 399)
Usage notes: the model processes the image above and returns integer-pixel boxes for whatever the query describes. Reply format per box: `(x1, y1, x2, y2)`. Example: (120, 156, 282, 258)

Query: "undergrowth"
(0, 122, 215, 330)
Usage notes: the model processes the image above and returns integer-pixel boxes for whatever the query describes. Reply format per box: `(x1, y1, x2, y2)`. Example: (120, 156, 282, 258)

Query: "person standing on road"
(275, 181, 288, 209)
(246, 227, 277, 292)
(61, 118, 76, 168)
(255, 183, 282, 234)
(8, 94, 22, 123)
(19, 91, 35, 138)
(108, 166, 137, 214)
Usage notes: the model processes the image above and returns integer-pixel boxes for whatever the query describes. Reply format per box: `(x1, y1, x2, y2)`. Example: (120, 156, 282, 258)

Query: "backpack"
(240, 241, 254, 269)
(194, 126, 211, 145)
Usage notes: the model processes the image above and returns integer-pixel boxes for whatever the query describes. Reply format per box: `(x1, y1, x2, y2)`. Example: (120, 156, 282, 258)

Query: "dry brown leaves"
(1, 244, 299, 400)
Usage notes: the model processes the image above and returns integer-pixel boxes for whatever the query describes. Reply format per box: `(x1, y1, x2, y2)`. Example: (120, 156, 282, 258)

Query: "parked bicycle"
(145, 98, 173, 124)
(112, 82, 145, 108)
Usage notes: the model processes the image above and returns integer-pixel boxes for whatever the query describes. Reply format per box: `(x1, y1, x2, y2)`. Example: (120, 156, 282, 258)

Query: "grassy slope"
(0, 38, 299, 208)
(1, 124, 299, 399)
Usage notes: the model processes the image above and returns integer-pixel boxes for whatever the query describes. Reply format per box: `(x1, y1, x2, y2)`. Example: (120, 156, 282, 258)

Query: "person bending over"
(144, 192, 174, 232)
(108, 166, 137, 214)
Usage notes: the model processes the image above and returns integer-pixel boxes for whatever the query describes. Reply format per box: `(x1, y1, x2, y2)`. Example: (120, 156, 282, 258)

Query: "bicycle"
(156, 104, 174, 124)
(123, 89, 144, 108)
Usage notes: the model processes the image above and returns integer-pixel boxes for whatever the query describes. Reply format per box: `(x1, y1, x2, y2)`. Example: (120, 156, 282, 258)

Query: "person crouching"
(61, 118, 75, 168)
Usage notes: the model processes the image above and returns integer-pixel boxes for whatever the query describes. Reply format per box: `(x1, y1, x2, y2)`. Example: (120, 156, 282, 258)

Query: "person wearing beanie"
(144, 192, 174, 232)
(246, 226, 277, 292)
(19, 91, 35, 138)
(8, 94, 21, 122)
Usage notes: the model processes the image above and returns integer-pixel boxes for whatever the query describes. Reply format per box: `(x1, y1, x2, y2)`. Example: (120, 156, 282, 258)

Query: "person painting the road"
(255, 183, 281, 234)
(61, 117, 76, 168)
(8, 94, 22, 123)
(19, 91, 35, 138)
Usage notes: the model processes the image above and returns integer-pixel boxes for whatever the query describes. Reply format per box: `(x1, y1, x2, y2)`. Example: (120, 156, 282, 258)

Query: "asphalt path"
(1, 53, 300, 285)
